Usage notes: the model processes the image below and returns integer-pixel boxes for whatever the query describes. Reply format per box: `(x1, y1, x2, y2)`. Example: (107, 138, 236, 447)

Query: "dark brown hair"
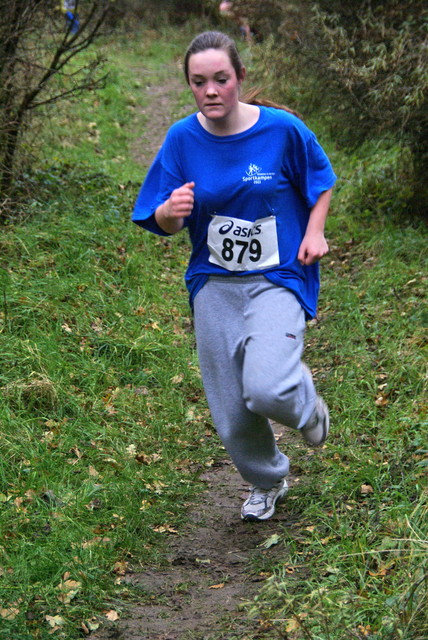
(184, 31, 302, 120)
(241, 87, 302, 120)
(184, 31, 245, 84)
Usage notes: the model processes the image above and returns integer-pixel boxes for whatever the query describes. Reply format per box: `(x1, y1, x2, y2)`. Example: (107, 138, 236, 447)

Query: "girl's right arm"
(155, 181, 195, 235)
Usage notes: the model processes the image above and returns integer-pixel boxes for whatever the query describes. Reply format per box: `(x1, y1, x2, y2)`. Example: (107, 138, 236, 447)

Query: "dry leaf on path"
(259, 533, 280, 549)
(105, 609, 119, 621)
(153, 524, 178, 534)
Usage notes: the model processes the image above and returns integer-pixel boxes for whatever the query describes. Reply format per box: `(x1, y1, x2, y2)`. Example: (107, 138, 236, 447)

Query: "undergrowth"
(0, 23, 426, 640)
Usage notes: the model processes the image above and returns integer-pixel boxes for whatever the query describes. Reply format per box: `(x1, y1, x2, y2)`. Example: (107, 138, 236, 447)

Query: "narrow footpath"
(93, 425, 300, 640)
(92, 57, 301, 640)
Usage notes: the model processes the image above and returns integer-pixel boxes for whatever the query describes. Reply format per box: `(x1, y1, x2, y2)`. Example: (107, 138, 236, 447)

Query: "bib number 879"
(221, 238, 262, 264)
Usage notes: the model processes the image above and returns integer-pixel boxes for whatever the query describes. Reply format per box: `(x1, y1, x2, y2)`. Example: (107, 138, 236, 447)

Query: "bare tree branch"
(0, 0, 111, 197)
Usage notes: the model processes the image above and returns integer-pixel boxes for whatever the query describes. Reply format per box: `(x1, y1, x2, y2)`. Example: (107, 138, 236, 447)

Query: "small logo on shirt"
(246, 163, 262, 177)
(242, 164, 275, 184)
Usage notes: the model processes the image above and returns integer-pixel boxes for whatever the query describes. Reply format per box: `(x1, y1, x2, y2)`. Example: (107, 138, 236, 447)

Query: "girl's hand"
(298, 188, 333, 265)
(167, 181, 195, 219)
(155, 181, 195, 234)
(297, 231, 329, 266)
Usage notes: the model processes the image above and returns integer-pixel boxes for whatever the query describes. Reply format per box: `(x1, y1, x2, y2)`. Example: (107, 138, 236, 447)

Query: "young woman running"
(132, 31, 336, 521)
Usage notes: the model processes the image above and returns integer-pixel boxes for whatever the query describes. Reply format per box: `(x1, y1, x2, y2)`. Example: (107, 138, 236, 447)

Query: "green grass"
(1, 23, 427, 640)
(0, 169, 221, 637)
(244, 214, 427, 639)
(0, 26, 219, 639)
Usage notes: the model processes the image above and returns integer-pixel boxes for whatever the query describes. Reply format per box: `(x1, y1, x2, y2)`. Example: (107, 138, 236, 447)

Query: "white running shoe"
(241, 478, 288, 521)
(301, 396, 330, 446)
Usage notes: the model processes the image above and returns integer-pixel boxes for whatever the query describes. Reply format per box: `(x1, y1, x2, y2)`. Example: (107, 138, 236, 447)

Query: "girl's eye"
(218, 79, 227, 84)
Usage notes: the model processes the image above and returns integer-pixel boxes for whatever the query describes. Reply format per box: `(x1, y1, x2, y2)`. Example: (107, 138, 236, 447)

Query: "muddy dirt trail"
(92, 60, 302, 640)
(92, 428, 300, 640)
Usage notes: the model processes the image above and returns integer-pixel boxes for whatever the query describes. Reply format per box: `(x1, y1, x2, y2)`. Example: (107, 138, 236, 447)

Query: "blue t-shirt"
(132, 106, 336, 318)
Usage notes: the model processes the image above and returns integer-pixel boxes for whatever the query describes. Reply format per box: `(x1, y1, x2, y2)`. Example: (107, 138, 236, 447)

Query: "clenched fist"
(155, 181, 195, 234)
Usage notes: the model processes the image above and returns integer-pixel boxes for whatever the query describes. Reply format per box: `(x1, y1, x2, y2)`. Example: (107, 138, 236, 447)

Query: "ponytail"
(242, 87, 303, 120)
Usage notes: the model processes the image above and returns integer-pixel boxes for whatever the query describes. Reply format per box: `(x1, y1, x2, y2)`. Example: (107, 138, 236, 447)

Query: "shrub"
(0, 0, 110, 204)
(312, 1, 428, 155)
(238, 0, 428, 214)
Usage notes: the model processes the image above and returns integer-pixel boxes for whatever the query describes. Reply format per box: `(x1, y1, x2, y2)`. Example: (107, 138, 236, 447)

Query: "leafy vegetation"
(0, 20, 426, 640)
(224, 0, 428, 212)
(0, 0, 112, 200)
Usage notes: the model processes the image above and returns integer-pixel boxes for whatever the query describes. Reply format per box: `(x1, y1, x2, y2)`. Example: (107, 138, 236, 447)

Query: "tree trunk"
(0, 114, 23, 197)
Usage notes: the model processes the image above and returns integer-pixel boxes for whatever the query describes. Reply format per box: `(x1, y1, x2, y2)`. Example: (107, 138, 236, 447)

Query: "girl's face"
(187, 48, 244, 123)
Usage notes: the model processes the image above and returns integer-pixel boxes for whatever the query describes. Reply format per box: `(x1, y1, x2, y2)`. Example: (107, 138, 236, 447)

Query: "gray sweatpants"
(193, 275, 317, 489)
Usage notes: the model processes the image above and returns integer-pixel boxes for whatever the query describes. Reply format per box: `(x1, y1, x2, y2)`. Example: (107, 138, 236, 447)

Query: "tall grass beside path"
(0, 24, 427, 640)
(0, 26, 218, 639)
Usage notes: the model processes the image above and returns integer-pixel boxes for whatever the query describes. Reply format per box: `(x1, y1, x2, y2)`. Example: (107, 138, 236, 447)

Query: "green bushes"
(240, 0, 427, 217)
(312, 2, 427, 153)
(106, 0, 216, 27)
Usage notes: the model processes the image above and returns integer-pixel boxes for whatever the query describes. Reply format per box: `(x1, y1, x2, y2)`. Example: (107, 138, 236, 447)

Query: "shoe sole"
(241, 482, 288, 522)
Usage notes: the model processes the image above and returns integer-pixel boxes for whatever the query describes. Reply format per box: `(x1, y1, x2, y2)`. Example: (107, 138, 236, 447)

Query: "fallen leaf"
(259, 533, 280, 549)
(135, 452, 162, 465)
(153, 525, 178, 534)
(82, 536, 112, 548)
(61, 323, 73, 334)
(45, 614, 65, 628)
(113, 561, 128, 575)
(85, 498, 102, 511)
(368, 562, 394, 577)
(208, 583, 225, 589)
(357, 624, 372, 636)
(88, 465, 99, 477)
(125, 444, 137, 456)
(361, 483, 374, 495)
(105, 406, 118, 415)
(0, 606, 20, 620)
(375, 394, 389, 406)
(324, 566, 340, 575)
(83, 618, 100, 632)
(105, 609, 119, 621)
(146, 480, 166, 493)
(57, 579, 81, 604)
(13, 496, 25, 510)
(285, 618, 300, 632)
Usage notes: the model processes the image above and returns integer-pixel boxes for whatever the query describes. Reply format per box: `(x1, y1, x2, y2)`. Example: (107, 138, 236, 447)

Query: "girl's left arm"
(297, 188, 333, 266)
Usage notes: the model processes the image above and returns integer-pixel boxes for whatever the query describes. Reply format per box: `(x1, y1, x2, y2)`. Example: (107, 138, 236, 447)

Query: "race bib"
(207, 214, 280, 272)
